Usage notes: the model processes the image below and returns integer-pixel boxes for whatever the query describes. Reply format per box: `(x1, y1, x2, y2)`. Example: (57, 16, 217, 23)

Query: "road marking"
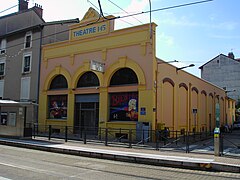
(0, 177, 11, 180)
(0, 162, 67, 177)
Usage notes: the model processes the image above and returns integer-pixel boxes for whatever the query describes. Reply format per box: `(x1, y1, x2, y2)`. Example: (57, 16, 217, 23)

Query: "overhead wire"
(87, 0, 134, 26)
(97, 0, 119, 20)
(107, 0, 144, 24)
(1, 0, 213, 56)
(117, 0, 213, 20)
(0, 4, 18, 14)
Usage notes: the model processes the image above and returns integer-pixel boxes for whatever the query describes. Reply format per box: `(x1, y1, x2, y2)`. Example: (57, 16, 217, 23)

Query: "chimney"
(18, 0, 29, 11)
(228, 52, 235, 59)
(33, 3, 43, 18)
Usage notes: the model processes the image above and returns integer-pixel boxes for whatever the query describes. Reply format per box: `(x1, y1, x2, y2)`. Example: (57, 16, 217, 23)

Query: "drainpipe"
(36, 25, 43, 124)
(188, 83, 192, 132)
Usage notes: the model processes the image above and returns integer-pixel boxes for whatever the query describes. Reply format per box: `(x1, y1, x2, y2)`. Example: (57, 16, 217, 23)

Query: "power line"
(87, 0, 134, 26)
(118, 0, 213, 20)
(2, 0, 213, 55)
(107, 0, 143, 24)
(0, 4, 18, 14)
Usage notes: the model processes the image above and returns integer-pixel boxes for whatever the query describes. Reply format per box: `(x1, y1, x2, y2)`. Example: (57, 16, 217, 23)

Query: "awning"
(0, 100, 38, 107)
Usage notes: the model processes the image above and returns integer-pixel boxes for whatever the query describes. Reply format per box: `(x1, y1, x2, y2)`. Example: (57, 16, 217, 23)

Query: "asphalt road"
(0, 145, 239, 180)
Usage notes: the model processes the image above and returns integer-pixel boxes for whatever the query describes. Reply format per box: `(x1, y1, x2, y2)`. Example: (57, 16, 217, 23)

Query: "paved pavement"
(0, 136, 239, 173)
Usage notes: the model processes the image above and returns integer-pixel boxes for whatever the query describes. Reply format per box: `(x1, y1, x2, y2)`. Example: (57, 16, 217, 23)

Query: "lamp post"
(149, 0, 152, 39)
(225, 89, 236, 93)
(176, 64, 195, 72)
(157, 60, 178, 64)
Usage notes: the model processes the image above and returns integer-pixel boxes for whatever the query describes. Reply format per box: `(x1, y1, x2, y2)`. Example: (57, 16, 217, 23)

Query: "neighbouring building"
(200, 53, 240, 102)
(38, 8, 235, 140)
(0, 0, 78, 137)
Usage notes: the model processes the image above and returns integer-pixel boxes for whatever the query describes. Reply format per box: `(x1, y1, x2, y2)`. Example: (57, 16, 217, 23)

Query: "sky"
(1, 0, 240, 77)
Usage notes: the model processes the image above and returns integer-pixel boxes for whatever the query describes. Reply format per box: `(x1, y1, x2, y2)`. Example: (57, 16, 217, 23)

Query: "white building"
(199, 52, 240, 102)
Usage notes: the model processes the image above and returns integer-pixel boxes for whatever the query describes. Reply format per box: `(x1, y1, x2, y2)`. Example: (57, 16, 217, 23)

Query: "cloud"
(158, 32, 174, 46)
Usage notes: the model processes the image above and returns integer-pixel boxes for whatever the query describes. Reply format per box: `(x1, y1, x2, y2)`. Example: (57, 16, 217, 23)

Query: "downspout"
(36, 25, 43, 124)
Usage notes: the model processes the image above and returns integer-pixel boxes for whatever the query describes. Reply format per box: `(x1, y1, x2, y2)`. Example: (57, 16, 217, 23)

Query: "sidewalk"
(0, 136, 239, 173)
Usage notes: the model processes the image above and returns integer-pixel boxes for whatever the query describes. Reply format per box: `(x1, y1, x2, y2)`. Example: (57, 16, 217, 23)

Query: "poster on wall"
(110, 92, 138, 121)
(1, 112, 8, 125)
(49, 95, 67, 119)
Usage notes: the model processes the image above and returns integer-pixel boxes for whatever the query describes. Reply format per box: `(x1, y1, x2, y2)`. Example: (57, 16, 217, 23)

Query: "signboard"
(90, 60, 105, 73)
(1, 112, 7, 125)
(110, 92, 138, 121)
(140, 107, 146, 115)
(71, 22, 109, 40)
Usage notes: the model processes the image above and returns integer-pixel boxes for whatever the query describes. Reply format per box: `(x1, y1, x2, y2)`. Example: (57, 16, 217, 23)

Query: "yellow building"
(38, 8, 235, 136)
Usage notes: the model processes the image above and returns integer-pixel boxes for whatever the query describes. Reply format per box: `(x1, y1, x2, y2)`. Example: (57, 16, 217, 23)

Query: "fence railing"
(32, 124, 214, 153)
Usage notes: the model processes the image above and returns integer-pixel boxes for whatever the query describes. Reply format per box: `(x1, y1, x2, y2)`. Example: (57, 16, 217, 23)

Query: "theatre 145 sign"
(71, 22, 109, 40)
(110, 92, 138, 121)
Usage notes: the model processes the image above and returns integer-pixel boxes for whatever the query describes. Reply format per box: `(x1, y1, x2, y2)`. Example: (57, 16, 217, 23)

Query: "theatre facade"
(38, 8, 235, 135)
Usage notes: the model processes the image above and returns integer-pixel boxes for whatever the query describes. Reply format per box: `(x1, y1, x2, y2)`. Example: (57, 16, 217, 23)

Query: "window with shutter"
(0, 80, 4, 99)
(20, 77, 30, 100)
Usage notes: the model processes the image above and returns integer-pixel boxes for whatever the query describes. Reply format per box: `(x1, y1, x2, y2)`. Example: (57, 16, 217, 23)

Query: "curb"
(0, 139, 239, 173)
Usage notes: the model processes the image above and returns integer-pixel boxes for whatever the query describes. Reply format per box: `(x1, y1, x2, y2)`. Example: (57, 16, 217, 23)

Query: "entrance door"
(75, 102, 99, 136)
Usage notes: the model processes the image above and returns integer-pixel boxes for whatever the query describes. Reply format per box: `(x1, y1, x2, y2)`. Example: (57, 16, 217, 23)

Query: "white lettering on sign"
(90, 60, 105, 73)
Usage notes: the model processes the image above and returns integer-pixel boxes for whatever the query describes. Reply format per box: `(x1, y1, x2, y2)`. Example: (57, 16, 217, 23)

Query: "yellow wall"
(38, 8, 234, 135)
(39, 9, 157, 131)
(157, 62, 230, 132)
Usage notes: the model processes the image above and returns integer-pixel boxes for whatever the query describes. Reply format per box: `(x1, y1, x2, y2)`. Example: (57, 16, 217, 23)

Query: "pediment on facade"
(81, 7, 100, 23)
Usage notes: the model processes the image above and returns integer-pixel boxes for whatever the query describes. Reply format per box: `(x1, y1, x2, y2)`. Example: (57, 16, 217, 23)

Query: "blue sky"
(1, 0, 239, 77)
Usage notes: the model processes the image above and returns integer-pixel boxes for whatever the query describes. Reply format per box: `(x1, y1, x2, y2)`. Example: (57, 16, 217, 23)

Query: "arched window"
(49, 75, 68, 90)
(110, 68, 138, 86)
(77, 72, 99, 88)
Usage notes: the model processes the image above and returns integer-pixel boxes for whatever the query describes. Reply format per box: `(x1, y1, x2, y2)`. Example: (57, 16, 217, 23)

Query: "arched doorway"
(74, 71, 100, 135)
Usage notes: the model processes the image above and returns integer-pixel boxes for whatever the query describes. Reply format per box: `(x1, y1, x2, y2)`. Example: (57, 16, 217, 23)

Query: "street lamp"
(157, 60, 178, 64)
(176, 64, 195, 72)
(225, 89, 236, 93)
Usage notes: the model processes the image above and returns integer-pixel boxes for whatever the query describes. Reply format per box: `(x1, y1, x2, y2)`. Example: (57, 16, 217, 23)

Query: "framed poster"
(48, 95, 67, 119)
(109, 92, 138, 121)
(1, 112, 8, 125)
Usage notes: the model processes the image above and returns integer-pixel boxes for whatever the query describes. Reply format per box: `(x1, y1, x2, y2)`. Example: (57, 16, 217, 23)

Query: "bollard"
(65, 126, 68, 142)
(142, 129, 145, 145)
(99, 127, 101, 140)
(176, 131, 178, 145)
(33, 124, 36, 138)
(129, 129, 132, 148)
(186, 131, 189, 153)
(83, 130, 87, 144)
(48, 125, 52, 140)
(155, 131, 159, 150)
(105, 128, 108, 146)
(214, 127, 222, 156)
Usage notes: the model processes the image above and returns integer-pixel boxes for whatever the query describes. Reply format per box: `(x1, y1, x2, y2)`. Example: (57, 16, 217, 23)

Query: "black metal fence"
(32, 124, 214, 153)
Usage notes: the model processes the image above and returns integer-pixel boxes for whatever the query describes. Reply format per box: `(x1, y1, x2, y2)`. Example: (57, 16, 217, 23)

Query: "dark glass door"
(74, 102, 99, 135)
